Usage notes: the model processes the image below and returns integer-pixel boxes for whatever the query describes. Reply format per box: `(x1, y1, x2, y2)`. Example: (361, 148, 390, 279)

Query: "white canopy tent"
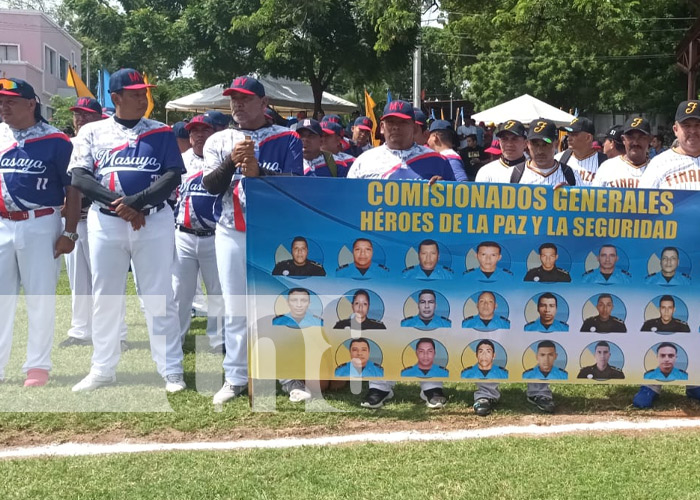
(470, 94, 575, 126)
(165, 76, 358, 115)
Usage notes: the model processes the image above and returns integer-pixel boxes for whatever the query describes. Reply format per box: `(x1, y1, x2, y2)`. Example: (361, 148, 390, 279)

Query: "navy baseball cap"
(0, 78, 36, 99)
(496, 120, 527, 138)
(428, 119, 452, 132)
(322, 114, 344, 127)
(563, 116, 595, 135)
(203, 110, 231, 128)
(185, 114, 215, 131)
(70, 97, 102, 114)
(622, 117, 651, 136)
(108, 68, 155, 93)
(223, 76, 265, 98)
(381, 100, 414, 121)
(675, 100, 700, 123)
(321, 121, 344, 136)
(413, 108, 427, 125)
(605, 125, 623, 142)
(354, 116, 373, 131)
(296, 118, 322, 135)
(172, 121, 190, 139)
(527, 118, 558, 143)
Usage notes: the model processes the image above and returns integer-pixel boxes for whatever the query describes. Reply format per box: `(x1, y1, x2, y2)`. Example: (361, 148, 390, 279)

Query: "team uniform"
(336, 262, 389, 279)
(577, 364, 625, 380)
(272, 312, 323, 328)
(334, 151, 356, 177)
(582, 268, 632, 284)
(400, 315, 452, 329)
(644, 367, 688, 382)
(475, 157, 527, 184)
(639, 148, 700, 190)
(522, 366, 568, 380)
(347, 143, 455, 181)
(580, 315, 627, 333)
(555, 150, 601, 185)
(463, 267, 513, 283)
(644, 272, 691, 286)
(592, 155, 648, 188)
(518, 161, 583, 186)
(333, 317, 386, 330)
(334, 361, 384, 377)
(402, 265, 453, 280)
(461, 365, 509, 380)
(171, 148, 224, 350)
(401, 364, 449, 378)
(461, 315, 510, 331)
(523, 266, 571, 282)
(641, 317, 690, 333)
(0, 121, 72, 379)
(272, 259, 326, 277)
(203, 124, 302, 388)
(524, 318, 569, 332)
(439, 148, 467, 182)
(69, 116, 185, 381)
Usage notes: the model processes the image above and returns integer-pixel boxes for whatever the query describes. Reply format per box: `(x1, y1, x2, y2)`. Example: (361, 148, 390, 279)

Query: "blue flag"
(386, 90, 393, 104)
(98, 68, 115, 111)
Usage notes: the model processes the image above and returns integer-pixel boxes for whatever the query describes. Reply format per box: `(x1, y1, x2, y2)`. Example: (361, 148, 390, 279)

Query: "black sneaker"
(527, 395, 556, 413)
(420, 388, 447, 409)
(59, 337, 92, 348)
(473, 397, 494, 416)
(360, 388, 394, 409)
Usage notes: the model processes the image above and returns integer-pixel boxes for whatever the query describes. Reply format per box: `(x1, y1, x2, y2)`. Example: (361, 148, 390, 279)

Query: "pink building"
(0, 9, 83, 119)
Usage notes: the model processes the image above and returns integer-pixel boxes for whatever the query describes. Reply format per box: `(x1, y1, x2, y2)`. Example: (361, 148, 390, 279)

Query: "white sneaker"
(164, 374, 186, 393)
(72, 373, 116, 392)
(283, 380, 312, 403)
(213, 382, 247, 405)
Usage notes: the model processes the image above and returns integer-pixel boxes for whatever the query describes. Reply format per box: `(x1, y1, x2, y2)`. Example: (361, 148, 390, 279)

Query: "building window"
(60, 56, 69, 81)
(45, 46, 56, 75)
(0, 45, 19, 61)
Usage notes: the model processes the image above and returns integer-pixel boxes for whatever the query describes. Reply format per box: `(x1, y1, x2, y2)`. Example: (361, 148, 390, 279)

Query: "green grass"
(3, 432, 700, 499)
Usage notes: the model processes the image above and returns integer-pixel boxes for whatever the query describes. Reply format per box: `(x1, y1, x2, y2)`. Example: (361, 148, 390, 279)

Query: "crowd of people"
(1, 70, 699, 415)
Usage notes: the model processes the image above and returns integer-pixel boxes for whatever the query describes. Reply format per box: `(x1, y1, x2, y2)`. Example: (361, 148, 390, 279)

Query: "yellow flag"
(67, 66, 94, 98)
(144, 73, 154, 118)
(364, 89, 380, 147)
(440, 108, 445, 120)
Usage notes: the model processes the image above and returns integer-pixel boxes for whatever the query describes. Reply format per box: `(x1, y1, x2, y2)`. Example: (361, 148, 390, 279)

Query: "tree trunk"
(310, 78, 324, 118)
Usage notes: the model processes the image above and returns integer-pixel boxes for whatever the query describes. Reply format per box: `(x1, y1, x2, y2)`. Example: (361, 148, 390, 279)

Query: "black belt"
(99, 203, 165, 217)
(177, 225, 215, 237)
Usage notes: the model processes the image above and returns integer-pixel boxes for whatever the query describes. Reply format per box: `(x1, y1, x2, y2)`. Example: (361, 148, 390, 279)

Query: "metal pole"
(450, 92, 453, 120)
(412, 46, 421, 107)
(86, 49, 90, 90)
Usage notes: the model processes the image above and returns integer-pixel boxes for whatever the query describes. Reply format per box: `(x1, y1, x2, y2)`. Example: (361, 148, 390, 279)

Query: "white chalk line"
(2, 418, 700, 460)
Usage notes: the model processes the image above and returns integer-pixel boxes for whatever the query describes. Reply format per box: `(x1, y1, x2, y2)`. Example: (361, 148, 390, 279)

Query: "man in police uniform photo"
(401, 289, 452, 329)
(524, 293, 569, 332)
(580, 294, 627, 333)
(272, 236, 326, 277)
(523, 243, 571, 282)
(400, 338, 449, 378)
(464, 241, 514, 282)
(272, 288, 323, 328)
(402, 239, 453, 280)
(336, 238, 389, 279)
(643, 343, 688, 382)
(582, 244, 631, 284)
(641, 295, 690, 333)
(462, 291, 510, 331)
(644, 247, 691, 286)
(461, 340, 509, 380)
(333, 289, 386, 330)
(334, 338, 384, 377)
(523, 341, 568, 382)
(577, 341, 625, 380)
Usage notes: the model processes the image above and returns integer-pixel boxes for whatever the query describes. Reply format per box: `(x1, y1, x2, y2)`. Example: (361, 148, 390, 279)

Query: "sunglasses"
(0, 79, 20, 91)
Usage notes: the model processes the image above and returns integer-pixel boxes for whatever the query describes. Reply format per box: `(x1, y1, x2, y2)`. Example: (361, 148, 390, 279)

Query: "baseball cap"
(428, 119, 452, 132)
(381, 100, 415, 121)
(172, 121, 190, 139)
(203, 110, 231, 129)
(622, 117, 651, 135)
(604, 125, 623, 142)
(484, 138, 502, 155)
(222, 76, 265, 98)
(0, 78, 36, 99)
(527, 118, 558, 143)
(496, 120, 527, 138)
(354, 116, 373, 131)
(321, 114, 343, 127)
(676, 100, 700, 123)
(413, 108, 427, 126)
(108, 68, 155, 93)
(185, 114, 215, 131)
(563, 116, 595, 135)
(296, 118, 322, 135)
(69, 97, 102, 114)
(321, 121, 344, 136)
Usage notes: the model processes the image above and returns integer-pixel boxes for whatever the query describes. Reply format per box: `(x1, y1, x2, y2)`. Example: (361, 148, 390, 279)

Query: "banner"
(247, 178, 698, 385)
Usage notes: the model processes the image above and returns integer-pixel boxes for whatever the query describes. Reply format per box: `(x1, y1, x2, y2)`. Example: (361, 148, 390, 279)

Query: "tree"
(48, 95, 76, 134)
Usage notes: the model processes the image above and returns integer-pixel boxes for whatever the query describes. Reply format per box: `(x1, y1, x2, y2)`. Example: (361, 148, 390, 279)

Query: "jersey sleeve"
(68, 127, 95, 173)
(162, 130, 187, 174)
(203, 133, 230, 176)
(447, 157, 466, 182)
(440, 157, 456, 181)
(638, 159, 661, 189)
(282, 133, 303, 175)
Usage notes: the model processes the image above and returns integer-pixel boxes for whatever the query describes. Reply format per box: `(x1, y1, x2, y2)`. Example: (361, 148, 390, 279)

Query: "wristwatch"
(62, 230, 79, 242)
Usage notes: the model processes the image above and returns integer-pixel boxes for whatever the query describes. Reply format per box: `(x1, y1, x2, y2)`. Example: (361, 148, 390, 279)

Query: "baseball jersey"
(334, 151, 356, 177)
(400, 364, 449, 378)
(203, 124, 303, 230)
(69, 117, 185, 210)
(0, 122, 72, 211)
(643, 366, 688, 382)
(639, 148, 700, 190)
(440, 148, 467, 182)
(174, 149, 219, 231)
(519, 161, 583, 186)
(592, 156, 648, 188)
(460, 365, 509, 379)
(476, 157, 526, 184)
(347, 144, 455, 181)
(555, 150, 601, 185)
(522, 365, 568, 380)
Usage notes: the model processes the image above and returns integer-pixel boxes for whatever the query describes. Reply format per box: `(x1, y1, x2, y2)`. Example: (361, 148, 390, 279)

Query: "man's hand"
(428, 175, 443, 185)
(230, 136, 260, 176)
(111, 197, 141, 222)
(130, 213, 146, 231)
(54, 236, 75, 258)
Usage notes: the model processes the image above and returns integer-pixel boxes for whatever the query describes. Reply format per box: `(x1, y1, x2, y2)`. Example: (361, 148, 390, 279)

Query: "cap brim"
(122, 83, 156, 90)
(69, 106, 100, 113)
(381, 112, 413, 121)
(223, 87, 256, 96)
(0, 89, 23, 96)
(528, 136, 553, 144)
(496, 130, 521, 138)
(484, 147, 502, 154)
(321, 128, 336, 135)
(185, 122, 213, 131)
(356, 125, 372, 131)
(296, 126, 320, 135)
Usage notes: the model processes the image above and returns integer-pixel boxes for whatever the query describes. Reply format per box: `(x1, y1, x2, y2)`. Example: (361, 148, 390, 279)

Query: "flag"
(386, 89, 392, 104)
(440, 108, 445, 120)
(364, 89, 380, 147)
(454, 107, 460, 129)
(66, 66, 94, 98)
(97, 69, 114, 110)
(460, 107, 465, 127)
(144, 73, 154, 118)
(430, 108, 436, 120)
